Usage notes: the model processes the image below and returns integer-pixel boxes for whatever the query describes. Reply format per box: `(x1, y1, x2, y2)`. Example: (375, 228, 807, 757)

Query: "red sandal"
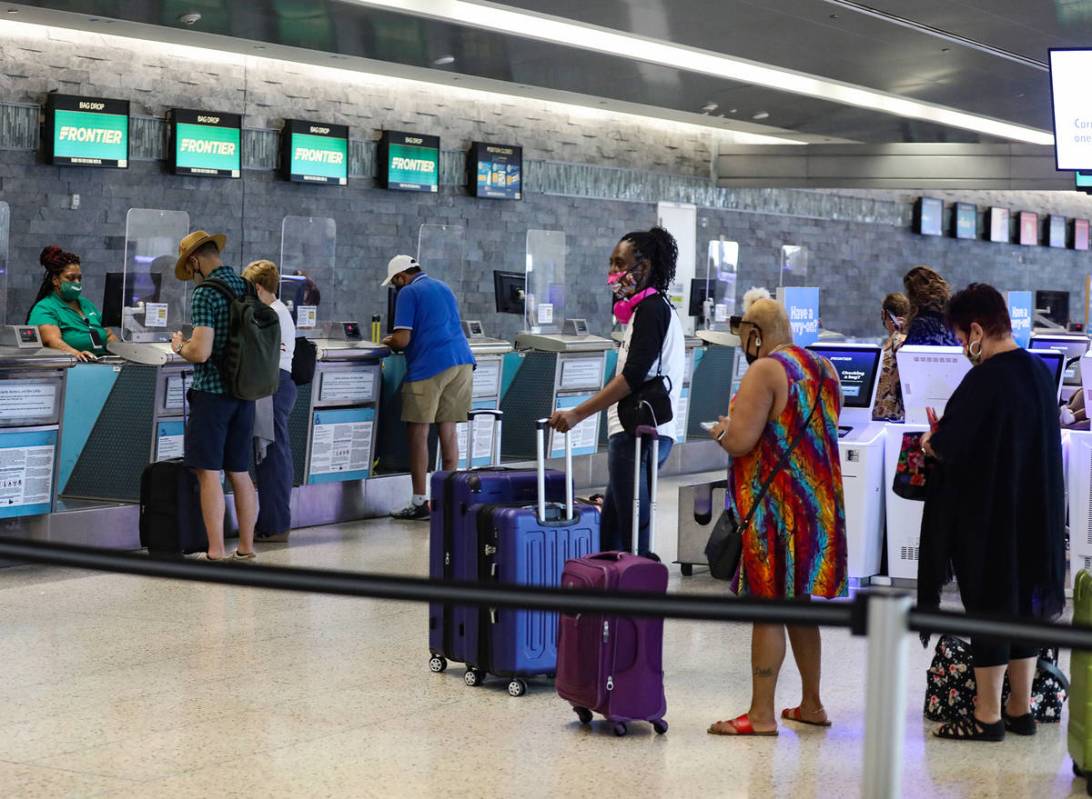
(781, 706, 832, 727)
(707, 714, 779, 737)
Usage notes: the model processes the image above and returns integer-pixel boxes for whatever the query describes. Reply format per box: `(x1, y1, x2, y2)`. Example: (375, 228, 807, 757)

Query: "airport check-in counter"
(0, 326, 77, 519)
(64, 340, 191, 503)
(503, 320, 613, 460)
(287, 325, 389, 486)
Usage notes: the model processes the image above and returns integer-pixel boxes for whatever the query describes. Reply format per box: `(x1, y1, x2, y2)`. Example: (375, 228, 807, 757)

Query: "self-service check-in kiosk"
(1030, 333, 1089, 403)
(1065, 351, 1092, 585)
(883, 346, 971, 582)
(808, 342, 885, 583)
(458, 320, 511, 467)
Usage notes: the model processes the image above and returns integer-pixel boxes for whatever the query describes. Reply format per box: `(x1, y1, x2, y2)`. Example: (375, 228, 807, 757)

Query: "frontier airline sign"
(46, 94, 130, 168)
(282, 119, 349, 185)
(169, 108, 242, 178)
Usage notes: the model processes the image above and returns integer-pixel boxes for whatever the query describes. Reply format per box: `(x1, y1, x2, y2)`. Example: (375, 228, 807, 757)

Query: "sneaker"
(255, 532, 290, 544)
(390, 502, 430, 521)
(231, 550, 257, 563)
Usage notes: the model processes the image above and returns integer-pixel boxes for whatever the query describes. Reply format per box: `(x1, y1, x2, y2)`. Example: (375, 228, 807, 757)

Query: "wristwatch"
(174, 341, 185, 355)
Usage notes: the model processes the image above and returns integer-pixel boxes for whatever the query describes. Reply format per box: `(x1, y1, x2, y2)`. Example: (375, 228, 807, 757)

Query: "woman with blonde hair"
(242, 259, 297, 543)
(903, 265, 960, 347)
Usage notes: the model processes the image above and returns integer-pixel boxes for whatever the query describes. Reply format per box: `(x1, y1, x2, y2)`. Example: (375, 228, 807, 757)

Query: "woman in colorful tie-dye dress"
(706, 298, 847, 738)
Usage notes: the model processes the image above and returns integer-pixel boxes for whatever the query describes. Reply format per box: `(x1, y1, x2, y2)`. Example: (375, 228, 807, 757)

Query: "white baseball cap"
(381, 254, 419, 288)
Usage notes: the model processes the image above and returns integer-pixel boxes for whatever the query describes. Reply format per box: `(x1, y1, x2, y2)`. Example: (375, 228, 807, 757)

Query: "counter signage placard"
(777, 287, 821, 347)
(0, 429, 56, 519)
(319, 370, 376, 404)
(378, 130, 439, 192)
(46, 94, 129, 168)
(467, 142, 522, 200)
(0, 381, 58, 423)
(1007, 291, 1033, 348)
(308, 407, 374, 483)
(169, 109, 241, 178)
(282, 119, 348, 185)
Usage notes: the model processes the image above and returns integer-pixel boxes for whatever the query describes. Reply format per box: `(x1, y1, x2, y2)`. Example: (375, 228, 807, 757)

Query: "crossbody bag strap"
(734, 372, 827, 532)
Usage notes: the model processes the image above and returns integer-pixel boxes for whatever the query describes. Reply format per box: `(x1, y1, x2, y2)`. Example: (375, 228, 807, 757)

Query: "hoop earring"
(969, 340, 982, 358)
(755, 337, 762, 348)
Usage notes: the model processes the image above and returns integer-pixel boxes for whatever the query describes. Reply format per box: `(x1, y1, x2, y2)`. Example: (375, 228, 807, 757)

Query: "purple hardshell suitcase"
(461, 421, 600, 696)
(428, 411, 566, 672)
(556, 425, 669, 736)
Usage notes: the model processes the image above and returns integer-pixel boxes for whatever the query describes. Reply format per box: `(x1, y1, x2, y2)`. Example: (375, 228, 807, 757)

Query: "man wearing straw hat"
(170, 230, 258, 562)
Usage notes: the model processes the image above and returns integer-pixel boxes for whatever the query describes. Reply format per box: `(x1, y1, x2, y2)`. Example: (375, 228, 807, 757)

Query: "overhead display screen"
(915, 197, 942, 236)
(1018, 211, 1039, 246)
(1075, 219, 1090, 251)
(953, 203, 977, 240)
(169, 109, 241, 178)
(468, 142, 522, 200)
(810, 346, 881, 409)
(379, 130, 439, 192)
(282, 119, 348, 185)
(1048, 215, 1067, 248)
(1049, 49, 1092, 170)
(989, 208, 1011, 243)
(45, 94, 129, 168)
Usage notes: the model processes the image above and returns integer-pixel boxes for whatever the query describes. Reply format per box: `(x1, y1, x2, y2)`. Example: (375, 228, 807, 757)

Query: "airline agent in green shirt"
(27, 245, 117, 362)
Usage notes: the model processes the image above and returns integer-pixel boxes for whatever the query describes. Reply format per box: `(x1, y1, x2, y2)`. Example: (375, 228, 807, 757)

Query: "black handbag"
(705, 377, 827, 582)
(617, 296, 675, 435)
(291, 336, 317, 386)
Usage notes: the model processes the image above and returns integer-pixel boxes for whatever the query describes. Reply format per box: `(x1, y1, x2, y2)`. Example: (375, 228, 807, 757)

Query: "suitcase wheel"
(429, 656, 448, 674)
(464, 669, 485, 687)
(1075, 761, 1082, 779)
(613, 722, 628, 737)
(680, 564, 694, 577)
(574, 707, 593, 725)
(652, 719, 669, 735)
(507, 679, 527, 698)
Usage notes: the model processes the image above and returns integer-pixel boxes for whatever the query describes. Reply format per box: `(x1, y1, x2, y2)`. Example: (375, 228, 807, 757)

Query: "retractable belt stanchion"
(861, 593, 912, 799)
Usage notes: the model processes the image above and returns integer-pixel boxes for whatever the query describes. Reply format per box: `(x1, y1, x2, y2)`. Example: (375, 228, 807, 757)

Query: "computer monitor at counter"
(806, 342, 882, 426)
(1029, 334, 1089, 386)
(1029, 348, 1066, 401)
(101, 271, 162, 329)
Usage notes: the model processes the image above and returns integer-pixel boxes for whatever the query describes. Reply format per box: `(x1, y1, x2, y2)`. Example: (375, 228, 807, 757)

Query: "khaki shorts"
(402, 364, 473, 424)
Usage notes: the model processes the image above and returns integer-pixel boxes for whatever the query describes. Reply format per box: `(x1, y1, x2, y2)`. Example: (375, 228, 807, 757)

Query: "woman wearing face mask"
(872, 292, 910, 422)
(919, 283, 1065, 743)
(706, 298, 847, 737)
(27, 245, 117, 362)
(547, 227, 685, 558)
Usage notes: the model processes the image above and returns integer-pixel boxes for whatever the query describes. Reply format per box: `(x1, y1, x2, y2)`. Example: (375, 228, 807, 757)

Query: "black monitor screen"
(953, 203, 977, 240)
(810, 347, 882, 409)
(1034, 291, 1071, 328)
(101, 271, 162, 328)
(1029, 335, 1088, 365)
(279, 274, 321, 324)
(493, 270, 525, 315)
(688, 278, 719, 317)
(915, 197, 943, 236)
(1031, 349, 1066, 391)
(1048, 215, 1068, 248)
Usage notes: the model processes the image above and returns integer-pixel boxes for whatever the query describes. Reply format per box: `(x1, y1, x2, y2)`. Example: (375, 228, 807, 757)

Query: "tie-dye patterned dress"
(729, 346, 848, 600)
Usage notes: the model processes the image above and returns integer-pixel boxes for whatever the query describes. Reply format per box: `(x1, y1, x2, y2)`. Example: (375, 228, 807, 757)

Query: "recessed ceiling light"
(701, 101, 718, 113)
(752, 111, 770, 120)
(432, 55, 456, 66)
(345, 0, 1054, 145)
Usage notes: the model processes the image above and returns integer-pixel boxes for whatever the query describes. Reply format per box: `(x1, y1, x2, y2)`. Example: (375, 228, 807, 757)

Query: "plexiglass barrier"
(120, 209, 190, 342)
(280, 216, 335, 332)
(416, 224, 466, 293)
(0, 202, 8, 326)
(703, 238, 739, 331)
(780, 245, 809, 287)
(525, 229, 566, 333)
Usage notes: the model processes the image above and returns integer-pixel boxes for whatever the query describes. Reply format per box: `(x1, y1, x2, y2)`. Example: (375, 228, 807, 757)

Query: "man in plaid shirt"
(170, 231, 258, 563)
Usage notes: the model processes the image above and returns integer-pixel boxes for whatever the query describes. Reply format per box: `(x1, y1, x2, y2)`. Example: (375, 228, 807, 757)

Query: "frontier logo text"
(58, 127, 122, 144)
(391, 157, 435, 173)
(181, 139, 236, 156)
(296, 147, 344, 165)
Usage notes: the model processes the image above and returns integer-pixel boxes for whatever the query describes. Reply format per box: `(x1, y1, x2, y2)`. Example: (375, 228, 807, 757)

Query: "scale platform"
(696, 330, 740, 348)
(515, 333, 613, 353)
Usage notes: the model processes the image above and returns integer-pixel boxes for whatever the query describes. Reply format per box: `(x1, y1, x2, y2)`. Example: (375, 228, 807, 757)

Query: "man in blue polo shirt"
(381, 255, 475, 520)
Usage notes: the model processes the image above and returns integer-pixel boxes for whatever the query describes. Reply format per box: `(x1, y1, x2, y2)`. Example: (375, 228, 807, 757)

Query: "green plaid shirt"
(190, 266, 246, 394)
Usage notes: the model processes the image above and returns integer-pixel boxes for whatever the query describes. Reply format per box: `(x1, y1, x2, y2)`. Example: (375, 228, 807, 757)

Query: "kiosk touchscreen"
(1030, 334, 1088, 400)
(1029, 348, 1066, 401)
(808, 343, 885, 582)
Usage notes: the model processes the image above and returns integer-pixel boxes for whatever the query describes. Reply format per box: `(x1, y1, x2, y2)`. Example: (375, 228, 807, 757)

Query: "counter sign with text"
(378, 130, 439, 192)
(169, 109, 241, 178)
(468, 142, 522, 200)
(282, 119, 348, 185)
(45, 94, 129, 168)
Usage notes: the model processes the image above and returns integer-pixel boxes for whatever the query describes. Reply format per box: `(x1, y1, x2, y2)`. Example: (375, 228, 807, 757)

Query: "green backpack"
(201, 278, 281, 400)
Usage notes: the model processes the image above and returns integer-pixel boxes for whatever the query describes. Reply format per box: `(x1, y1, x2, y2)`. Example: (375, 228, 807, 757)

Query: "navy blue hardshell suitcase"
(428, 411, 565, 669)
(460, 420, 600, 696)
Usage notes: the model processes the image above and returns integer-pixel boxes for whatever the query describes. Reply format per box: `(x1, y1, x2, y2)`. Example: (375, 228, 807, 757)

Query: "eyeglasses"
(729, 315, 744, 335)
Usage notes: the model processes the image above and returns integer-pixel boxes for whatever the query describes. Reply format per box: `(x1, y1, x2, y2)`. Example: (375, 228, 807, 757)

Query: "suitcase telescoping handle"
(535, 419, 573, 524)
(632, 423, 660, 557)
(467, 409, 504, 467)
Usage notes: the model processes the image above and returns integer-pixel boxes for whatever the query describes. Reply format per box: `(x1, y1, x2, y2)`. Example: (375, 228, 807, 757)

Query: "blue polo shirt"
(394, 273, 475, 382)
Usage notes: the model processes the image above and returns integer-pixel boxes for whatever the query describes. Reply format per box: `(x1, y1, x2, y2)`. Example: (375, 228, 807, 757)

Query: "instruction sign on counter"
(164, 373, 193, 411)
(319, 370, 376, 404)
(0, 381, 58, 423)
(457, 403, 499, 468)
(560, 357, 603, 390)
(308, 407, 374, 483)
(0, 429, 57, 518)
(156, 420, 184, 462)
(550, 393, 599, 458)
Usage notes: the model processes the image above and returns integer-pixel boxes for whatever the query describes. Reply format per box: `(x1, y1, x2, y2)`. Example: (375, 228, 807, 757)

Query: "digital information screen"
(170, 109, 241, 178)
(468, 142, 522, 199)
(989, 208, 1011, 243)
(282, 119, 348, 185)
(953, 203, 977, 240)
(379, 130, 439, 192)
(1049, 49, 1092, 169)
(811, 347, 881, 409)
(1075, 219, 1090, 251)
(1048, 215, 1068, 248)
(916, 197, 943, 236)
(1019, 211, 1039, 246)
(46, 94, 129, 168)
(1078, 171, 1092, 192)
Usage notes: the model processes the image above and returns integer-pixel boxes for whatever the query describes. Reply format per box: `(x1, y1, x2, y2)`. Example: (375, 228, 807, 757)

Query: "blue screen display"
(810, 347, 882, 409)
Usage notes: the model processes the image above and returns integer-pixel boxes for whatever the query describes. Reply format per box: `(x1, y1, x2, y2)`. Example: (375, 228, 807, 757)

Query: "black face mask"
(743, 327, 763, 365)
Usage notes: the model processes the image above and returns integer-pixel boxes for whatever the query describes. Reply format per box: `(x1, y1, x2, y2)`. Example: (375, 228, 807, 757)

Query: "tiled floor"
(0, 471, 1084, 798)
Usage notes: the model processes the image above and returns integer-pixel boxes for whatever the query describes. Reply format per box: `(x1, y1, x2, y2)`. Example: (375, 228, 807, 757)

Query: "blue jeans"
(256, 370, 297, 535)
(601, 432, 673, 557)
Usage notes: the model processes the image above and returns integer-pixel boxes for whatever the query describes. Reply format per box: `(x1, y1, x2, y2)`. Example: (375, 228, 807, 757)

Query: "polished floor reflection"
(0, 471, 1082, 798)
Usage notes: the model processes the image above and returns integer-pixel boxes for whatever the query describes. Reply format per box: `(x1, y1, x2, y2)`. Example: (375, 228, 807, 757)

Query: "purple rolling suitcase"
(461, 420, 600, 696)
(429, 411, 566, 673)
(556, 425, 669, 736)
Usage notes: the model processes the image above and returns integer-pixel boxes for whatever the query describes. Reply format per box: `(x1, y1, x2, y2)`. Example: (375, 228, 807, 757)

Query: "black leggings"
(971, 637, 1039, 668)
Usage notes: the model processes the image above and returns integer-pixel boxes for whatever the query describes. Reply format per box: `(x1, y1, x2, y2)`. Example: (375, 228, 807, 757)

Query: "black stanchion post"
(862, 592, 912, 799)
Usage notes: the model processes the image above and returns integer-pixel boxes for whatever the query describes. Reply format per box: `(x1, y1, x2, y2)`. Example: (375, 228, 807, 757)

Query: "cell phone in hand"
(700, 421, 717, 432)
(926, 406, 939, 432)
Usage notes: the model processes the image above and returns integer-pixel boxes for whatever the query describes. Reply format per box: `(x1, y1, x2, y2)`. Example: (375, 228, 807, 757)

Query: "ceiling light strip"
(347, 0, 1053, 145)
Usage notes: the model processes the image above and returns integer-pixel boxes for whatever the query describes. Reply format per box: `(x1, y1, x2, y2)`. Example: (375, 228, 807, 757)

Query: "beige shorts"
(402, 364, 473, 424)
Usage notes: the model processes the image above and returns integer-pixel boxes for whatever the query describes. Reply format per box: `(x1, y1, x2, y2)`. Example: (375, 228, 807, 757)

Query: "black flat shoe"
(934, 716, 1005, 742)
(1003, 712, 1037, 736)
